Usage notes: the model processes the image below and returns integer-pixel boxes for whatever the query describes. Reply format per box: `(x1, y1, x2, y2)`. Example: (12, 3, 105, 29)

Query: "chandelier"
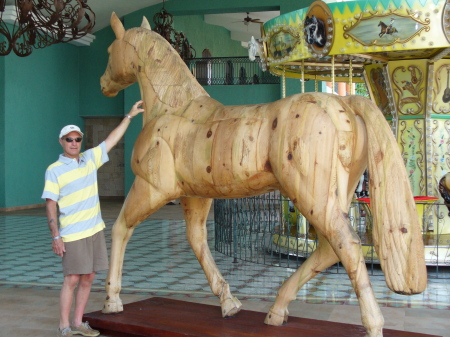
(153, 1, 195, 60)
(0, 0, 95, 57)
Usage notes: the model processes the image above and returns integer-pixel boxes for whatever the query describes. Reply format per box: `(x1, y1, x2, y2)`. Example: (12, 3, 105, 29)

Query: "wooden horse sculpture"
(100, 13, 427, 337)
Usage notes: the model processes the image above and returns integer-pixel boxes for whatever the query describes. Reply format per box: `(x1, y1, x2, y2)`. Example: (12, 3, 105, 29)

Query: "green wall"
(2, 43, 81, 208)
(285, 78, 317, 97)
(206, 84, 280, 105)
(163, 0, 279, 15)
(171, 15, 245, 57)
(0, 54, 4, 207)
(79, 27, 124, 118)
(0, 0, 320, 208)
(159, 0, 314, 17)
(125, 12, 245, 57)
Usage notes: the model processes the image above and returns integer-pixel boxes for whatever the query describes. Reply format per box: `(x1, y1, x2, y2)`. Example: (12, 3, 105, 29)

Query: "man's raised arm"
(105, 100, 144, 153)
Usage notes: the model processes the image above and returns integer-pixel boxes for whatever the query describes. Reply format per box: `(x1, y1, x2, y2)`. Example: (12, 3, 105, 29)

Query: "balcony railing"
(186, 57, 280, 86)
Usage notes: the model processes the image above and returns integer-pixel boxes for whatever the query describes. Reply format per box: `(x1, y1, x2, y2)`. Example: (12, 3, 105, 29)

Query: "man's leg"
(60, 274, 81, 330)
(72, 272, 96, 326)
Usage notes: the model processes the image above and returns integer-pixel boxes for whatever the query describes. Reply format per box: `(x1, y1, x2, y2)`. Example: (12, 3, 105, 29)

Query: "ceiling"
(3, 0, 279, 46)
(87, 0, 163, 32)
(87, 0, 279, 46)
(204, 11, 279, 47)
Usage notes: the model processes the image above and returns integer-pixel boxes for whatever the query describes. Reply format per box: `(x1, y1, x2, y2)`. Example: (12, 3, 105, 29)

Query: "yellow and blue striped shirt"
(42, 142, 109, 242)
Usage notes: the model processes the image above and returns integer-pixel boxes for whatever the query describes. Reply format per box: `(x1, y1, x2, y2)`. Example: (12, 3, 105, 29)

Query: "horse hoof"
(264, 308, 288, 326)
(221, 296, 242, 317)
(102, 299, 123, 314)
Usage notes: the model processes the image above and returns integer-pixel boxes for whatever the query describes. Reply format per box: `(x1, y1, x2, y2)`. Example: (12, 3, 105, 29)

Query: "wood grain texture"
(84, 297, 441, 337)
(98, 13, 427, 337)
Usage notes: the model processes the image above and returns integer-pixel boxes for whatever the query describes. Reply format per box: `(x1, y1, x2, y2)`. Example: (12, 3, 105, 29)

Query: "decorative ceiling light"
(153, 0, 195, 60)
(0, 0, 95, 57)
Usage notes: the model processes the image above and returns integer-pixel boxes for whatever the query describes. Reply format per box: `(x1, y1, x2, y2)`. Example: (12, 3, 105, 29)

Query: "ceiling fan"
(234, 12, 263, 26)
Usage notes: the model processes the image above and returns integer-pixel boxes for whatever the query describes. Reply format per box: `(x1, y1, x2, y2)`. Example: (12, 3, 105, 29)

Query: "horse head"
(304, 15, 326, 47)
(101, 12, 208, 109)
(304, 16, 316, 45)
(101, 12, 151, 97)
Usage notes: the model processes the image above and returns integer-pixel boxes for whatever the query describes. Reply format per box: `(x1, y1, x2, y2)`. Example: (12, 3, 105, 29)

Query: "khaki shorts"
(62, 230, 108, 276)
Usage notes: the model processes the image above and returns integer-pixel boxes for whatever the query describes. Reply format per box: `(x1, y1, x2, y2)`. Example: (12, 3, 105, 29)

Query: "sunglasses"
(65, 137, 83, 143)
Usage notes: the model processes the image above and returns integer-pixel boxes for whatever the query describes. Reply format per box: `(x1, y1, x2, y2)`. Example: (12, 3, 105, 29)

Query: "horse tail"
(344, 95, 427, 295)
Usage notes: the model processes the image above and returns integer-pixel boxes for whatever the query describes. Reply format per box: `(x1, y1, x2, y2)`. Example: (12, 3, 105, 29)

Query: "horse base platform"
(83, 297, 441, 337)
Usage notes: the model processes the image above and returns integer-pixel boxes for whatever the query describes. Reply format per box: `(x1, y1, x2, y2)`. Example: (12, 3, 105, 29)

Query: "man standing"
(42, 100, 144, 337)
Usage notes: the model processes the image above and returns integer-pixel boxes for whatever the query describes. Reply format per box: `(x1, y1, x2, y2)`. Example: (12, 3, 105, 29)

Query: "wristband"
(125, 114, 133, 119)
(52, 236, 61, 240)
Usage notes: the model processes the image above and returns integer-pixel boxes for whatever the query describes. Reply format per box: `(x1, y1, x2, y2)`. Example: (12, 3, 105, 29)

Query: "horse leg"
(181, 196, 242, 317)
(103, 176, 171, 314)
(265, 234, 339, 326)
(326, 204, 384, 337)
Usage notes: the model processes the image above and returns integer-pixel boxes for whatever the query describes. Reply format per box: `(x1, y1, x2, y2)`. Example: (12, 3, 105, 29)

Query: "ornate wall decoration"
(443, 0, 450, 43)
(433, 64, 450, 113)
(267, 26, 301, 61)
(431, 120, 450, 195)
(343, 11, 430, 47)
(365, 65, 391, 116)
(399, 119, 425, 195)
(392, 64, 425, 115)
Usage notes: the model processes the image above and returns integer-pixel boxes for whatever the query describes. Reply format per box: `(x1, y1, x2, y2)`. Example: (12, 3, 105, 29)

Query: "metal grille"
(214, 194, 450, 278)
(186, 57, 280, 86)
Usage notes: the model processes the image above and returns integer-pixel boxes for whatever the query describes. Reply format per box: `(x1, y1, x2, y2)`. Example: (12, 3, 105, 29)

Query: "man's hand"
(127, 100, 145, 118)
(52, 238, 65, 257)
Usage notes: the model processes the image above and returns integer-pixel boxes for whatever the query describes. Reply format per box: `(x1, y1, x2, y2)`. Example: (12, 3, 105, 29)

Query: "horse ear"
(111, 12, 125, 40)
(141, 16, 151, 30)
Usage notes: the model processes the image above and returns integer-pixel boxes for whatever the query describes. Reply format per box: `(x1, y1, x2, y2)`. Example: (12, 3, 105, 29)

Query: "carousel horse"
(378, 21, 398, 38)
(304, 15, 326, 48)
(100, 13, 427, 337)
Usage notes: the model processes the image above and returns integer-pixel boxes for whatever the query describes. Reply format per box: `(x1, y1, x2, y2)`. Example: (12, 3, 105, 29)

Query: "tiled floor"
(1, 200, 449, 337)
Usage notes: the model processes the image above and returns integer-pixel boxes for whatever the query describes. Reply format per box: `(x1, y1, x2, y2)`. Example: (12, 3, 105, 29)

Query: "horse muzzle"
(100, 75, 120, 97)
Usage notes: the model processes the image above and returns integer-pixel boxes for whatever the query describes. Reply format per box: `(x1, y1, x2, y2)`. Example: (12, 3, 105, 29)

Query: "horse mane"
(125, 27, 209, 109)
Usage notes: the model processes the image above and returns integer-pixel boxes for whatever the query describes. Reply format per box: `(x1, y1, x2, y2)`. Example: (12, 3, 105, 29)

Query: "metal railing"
(186, 57, 280, 86)
(214, 192, 450, 279)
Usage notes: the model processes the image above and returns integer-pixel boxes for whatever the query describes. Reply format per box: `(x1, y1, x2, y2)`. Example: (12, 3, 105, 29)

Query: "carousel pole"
(349, 58, 354, 95)
(331, 55, 335, 94)
(301, 59, 305, 93)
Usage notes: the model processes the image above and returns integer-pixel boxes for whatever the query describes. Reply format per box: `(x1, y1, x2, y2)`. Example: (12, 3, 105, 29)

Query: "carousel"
(236, 0, 450, 266)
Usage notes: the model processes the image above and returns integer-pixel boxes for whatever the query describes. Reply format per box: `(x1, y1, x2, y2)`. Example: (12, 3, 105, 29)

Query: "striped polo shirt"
(42, 142, 109, 242)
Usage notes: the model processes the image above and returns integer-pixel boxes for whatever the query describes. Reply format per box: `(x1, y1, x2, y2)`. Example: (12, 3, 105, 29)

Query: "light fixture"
(0, 0, 95, 57)
(152, 0, 195, 60)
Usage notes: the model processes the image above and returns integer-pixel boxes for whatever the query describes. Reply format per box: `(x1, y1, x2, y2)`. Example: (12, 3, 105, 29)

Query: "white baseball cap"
(59, 125, 84, 139)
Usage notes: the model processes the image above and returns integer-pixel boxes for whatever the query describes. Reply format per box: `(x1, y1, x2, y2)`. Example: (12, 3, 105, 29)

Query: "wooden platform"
(83, 297, 441, 337)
